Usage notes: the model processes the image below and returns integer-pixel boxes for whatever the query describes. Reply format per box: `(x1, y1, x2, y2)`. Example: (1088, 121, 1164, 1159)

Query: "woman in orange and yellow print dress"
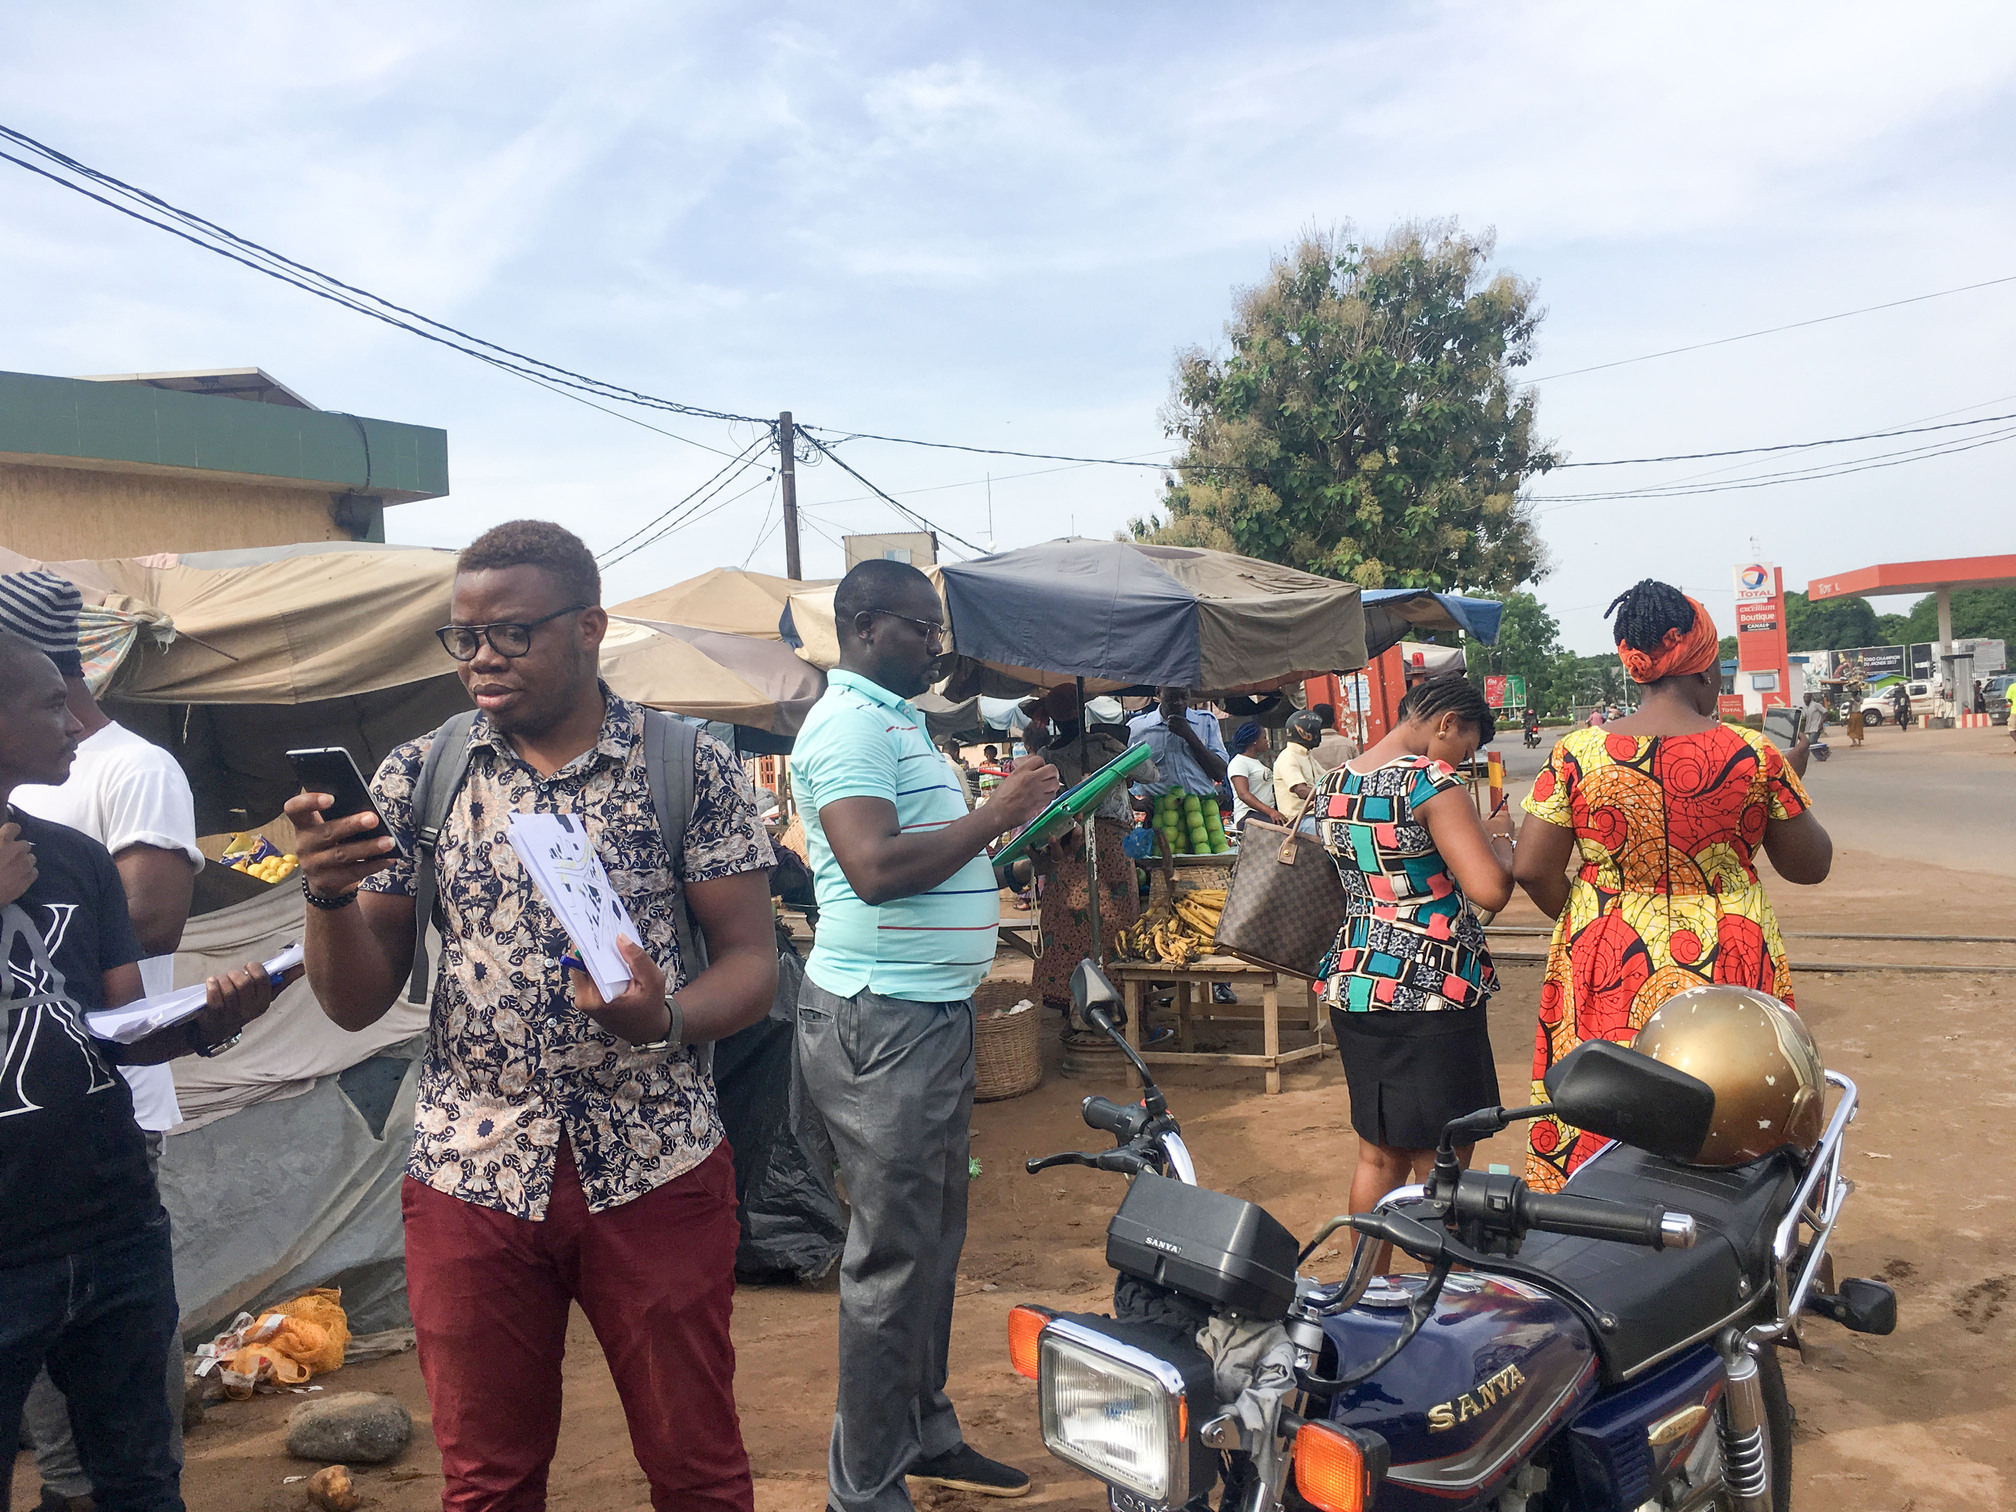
(1512, 581, 1834, 1192)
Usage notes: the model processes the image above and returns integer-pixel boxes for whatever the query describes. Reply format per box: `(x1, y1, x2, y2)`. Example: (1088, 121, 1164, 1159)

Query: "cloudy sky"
(4, 2, 2013, 651)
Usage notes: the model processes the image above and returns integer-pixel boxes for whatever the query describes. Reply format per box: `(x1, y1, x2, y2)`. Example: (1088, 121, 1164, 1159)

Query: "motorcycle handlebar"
(1516, 1189, 1695, 1250)
(1081, 1095, 1139, 1139)
(1025, 1147, 1148, 1177)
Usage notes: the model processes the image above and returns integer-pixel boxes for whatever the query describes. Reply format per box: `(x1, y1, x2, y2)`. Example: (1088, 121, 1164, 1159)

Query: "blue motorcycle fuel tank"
(1315, 1273, 1599, 1512)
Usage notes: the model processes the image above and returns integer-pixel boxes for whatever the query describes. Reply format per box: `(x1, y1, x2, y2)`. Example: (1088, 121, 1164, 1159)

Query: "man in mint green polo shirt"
(793, 560, 1059, 1512)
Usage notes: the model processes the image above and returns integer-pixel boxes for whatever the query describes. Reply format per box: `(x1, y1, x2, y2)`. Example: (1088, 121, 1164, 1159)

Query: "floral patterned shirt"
(360, 693, 774, 1218)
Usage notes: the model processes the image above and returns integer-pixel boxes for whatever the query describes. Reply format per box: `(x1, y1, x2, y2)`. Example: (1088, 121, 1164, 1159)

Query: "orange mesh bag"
(264, 1288, 351, 1376)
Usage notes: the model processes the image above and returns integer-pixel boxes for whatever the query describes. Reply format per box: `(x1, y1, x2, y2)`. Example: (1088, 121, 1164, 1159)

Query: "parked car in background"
(1986, 673, 2014, 725)
(1860, 680, 1936, 725)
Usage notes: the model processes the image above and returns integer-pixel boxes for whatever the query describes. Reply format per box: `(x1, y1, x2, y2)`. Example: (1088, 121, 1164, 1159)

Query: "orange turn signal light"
(1293, 1421, 1368, 1512)
(1006, 1305, 1052, 1380)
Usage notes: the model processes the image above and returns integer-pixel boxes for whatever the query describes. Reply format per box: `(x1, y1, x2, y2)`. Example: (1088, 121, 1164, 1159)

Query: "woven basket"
(974, 999, 1043, 1102)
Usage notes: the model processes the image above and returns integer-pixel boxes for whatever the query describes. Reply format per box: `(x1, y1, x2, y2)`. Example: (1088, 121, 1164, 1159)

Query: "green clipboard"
(989, 742, 1153, 867)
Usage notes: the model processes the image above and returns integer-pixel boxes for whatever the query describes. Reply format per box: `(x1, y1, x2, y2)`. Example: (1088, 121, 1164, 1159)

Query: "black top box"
(1106, 1173, 1300, 1320)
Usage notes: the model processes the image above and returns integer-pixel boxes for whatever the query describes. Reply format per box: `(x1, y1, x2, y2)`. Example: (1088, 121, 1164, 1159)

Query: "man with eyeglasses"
(285, 520, 778, 1512)
(791, 560, 1060, 1511)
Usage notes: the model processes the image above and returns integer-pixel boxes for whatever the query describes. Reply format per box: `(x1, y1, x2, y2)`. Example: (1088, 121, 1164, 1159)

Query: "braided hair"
(1605, 579, 1697, 656)
(1396, 675, 1497, 744)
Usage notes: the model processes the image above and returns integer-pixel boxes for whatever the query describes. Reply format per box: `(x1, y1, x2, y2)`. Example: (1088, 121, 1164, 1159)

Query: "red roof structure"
(1807, 554, 2016, 601)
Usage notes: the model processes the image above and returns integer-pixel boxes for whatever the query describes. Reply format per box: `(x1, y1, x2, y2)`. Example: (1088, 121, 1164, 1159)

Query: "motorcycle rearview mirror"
(1070, 959, 1165, 1115)
(1543, 1040, 1715, 1162)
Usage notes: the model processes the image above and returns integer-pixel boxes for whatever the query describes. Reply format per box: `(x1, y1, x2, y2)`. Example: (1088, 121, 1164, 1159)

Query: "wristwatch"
(624, 994, 684, 1053)
(184, 1016, 242, 1059)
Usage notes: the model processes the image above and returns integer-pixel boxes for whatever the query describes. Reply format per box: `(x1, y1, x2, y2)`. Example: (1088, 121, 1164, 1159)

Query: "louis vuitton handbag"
(1212, 796, 1346, 979)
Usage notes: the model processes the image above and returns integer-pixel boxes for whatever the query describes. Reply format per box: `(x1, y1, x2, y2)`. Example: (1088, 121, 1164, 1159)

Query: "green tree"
(1133, 222, 1557, 592)
(1464, 591, 1567, 712)
(1784, 591, 1879, 652)
(1882, 587, 2016, 647)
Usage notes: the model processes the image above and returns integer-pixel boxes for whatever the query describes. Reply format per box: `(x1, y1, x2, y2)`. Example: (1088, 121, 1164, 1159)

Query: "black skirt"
(1331, 1005, 1498, 1151)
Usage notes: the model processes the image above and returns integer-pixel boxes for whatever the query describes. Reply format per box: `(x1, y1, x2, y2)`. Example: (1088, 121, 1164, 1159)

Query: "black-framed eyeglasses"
(874, 610, 946, 642)
(434, 604, 588, 662)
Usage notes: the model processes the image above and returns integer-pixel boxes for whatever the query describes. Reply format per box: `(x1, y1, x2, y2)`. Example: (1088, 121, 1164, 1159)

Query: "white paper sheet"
(86, 942, 306, 1045)
(505, 812, 640, 1000)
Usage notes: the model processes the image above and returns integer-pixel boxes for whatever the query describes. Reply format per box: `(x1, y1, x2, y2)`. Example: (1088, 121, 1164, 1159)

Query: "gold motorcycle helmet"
(1631, 985, 1826, 1166)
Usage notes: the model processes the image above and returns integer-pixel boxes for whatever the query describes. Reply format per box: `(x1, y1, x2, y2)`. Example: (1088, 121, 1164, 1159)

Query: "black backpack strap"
(642, 710, 712, 1072)
(406, 711, 481, 1005)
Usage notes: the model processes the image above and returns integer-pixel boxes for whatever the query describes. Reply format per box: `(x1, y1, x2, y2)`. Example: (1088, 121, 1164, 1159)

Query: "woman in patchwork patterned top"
(1315, 676, 1515, 1222)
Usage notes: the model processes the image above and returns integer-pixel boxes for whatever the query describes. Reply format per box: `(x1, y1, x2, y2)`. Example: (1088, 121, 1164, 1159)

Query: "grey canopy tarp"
(782, 539, 1367, 697)
(936, 539, 1366, 696)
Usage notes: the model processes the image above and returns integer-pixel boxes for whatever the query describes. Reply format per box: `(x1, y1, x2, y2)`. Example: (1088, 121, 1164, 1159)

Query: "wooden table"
(1105, 956, 1331, 1094)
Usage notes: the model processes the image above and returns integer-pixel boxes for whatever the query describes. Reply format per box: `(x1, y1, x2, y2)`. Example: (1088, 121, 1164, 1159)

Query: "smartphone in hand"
(284, 747, 408, 856)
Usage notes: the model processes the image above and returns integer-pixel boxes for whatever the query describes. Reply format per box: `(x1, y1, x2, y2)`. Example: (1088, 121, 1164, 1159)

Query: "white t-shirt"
(13, 721, 204, 1132)
(1228, 753, 1275, 829)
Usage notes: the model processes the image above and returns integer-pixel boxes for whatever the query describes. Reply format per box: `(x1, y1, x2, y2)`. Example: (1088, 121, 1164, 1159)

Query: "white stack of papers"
(86, 942, 306, 1045)
(505, 812, 641, 1000)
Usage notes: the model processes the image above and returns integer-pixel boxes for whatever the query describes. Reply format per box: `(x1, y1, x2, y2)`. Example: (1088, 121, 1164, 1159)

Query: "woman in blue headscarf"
(1227, 721, 1287, 832)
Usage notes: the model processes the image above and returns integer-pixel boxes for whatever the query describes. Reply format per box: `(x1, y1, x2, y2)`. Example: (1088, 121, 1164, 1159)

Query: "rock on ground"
(285, 1391, 413, 1465)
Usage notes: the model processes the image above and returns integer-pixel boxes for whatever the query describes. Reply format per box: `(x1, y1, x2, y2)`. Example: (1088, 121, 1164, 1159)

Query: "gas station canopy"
(1807, 553, 2016, 601)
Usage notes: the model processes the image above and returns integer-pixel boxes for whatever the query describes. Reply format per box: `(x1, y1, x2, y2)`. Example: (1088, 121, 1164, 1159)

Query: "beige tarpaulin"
(0, 541, 460, 703)
(609, 617, 825, 735)
(612, 567, 832, 641)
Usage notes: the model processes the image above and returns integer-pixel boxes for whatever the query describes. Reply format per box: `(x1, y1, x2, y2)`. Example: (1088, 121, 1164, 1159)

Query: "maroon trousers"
(401, 1140, 752, 1512)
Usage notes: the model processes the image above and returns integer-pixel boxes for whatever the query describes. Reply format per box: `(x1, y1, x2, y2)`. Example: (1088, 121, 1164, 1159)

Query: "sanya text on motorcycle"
(1006, 961, 1893, 1512)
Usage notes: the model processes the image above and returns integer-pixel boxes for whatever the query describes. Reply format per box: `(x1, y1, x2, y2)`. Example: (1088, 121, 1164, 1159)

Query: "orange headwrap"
(1618, 595, 1720, 683)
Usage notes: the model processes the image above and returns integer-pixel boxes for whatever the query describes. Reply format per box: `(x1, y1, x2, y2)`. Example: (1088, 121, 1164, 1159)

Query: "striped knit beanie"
(0, 570, 84, 678)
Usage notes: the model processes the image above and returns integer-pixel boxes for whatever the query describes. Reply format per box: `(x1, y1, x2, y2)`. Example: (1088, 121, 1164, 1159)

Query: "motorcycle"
(1005, 962, 1894, 1512)
(1522, 724, 1543, 750)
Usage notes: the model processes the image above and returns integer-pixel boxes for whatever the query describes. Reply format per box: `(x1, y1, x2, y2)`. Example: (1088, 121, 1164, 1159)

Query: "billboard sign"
(1484, 674, 1527, 709)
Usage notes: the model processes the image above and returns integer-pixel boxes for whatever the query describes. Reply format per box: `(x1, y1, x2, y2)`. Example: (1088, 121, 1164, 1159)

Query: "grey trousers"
(797, 977, 975, 1512)
(21, 1131, 183, 1500)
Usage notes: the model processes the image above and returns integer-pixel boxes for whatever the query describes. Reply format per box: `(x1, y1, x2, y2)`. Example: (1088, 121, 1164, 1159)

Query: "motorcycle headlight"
(1038, 1319, 1191, 1504)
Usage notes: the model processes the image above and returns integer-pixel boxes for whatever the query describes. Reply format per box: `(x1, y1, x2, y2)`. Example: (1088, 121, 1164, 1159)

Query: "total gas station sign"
(1732, 561, 1791, 713)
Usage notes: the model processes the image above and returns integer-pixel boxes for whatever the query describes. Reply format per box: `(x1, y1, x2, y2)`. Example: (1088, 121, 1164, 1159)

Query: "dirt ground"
(16, 730, 2015, 1511)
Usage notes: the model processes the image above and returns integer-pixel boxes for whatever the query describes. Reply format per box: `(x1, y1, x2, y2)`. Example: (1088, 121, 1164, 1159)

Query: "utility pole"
(778, 411, 802, 581)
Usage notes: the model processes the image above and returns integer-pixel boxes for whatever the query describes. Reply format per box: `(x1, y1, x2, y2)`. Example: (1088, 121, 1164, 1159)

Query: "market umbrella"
(600, 617, 826, 735)
(612, 567, 832, 641)
(933, 539, 1365, 696)
(1361, 588, 1503, 657)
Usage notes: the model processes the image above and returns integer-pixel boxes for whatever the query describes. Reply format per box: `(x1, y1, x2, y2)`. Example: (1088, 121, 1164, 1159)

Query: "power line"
(1555, 408, 2016, 468)
(1522, 272, 2016, 384)
(601, 468, 776, 570)
(1533, 425, 2016, 509)
(798, 432, 988, 557)
(0, 122, 768, 429)
(597, 436, 773, 567)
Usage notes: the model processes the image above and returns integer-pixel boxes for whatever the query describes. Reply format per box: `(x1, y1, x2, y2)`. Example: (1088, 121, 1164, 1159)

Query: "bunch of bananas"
(1113, 887, 1227, 965)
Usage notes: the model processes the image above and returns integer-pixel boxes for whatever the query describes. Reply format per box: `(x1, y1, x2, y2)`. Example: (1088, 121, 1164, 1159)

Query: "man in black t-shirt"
(0, 632, 288, 1512)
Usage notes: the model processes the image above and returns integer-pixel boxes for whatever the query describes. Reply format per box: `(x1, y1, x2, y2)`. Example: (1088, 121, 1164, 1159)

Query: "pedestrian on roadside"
(286, 521, 780, 1512)
(1846, 697, 1865, 747)
(1313, 677, 1512, 1229)
(0, 629, 283, 1512)
(1227, 721, 1286, 832)
(1799, 692, 1828, 745)
(1, 571, 205, 1512)
(1308, 702, 1360, 775)
(1586, 706, 1607, 728)
(790, 560, 1061, 1511)
(1512, 580, 1833, 1192)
